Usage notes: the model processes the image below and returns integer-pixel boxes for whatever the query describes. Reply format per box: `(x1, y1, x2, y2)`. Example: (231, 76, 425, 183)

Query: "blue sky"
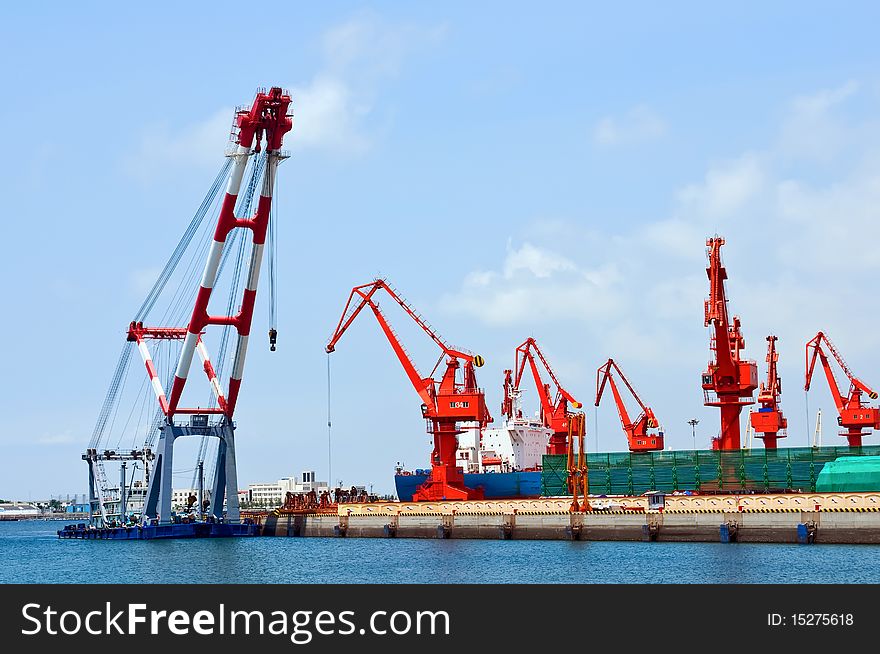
(3, 2, 880, 498)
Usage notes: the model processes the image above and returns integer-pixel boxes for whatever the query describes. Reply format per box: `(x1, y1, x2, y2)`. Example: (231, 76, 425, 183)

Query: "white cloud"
(440, 241, 624, 327)
(126, 13, 447, 176)
(37, 432, 77, 445)
(124, 107, 233, 182)
(778, 80, 859, 162)
(444, 79, 880, 393)
(594, 105, 666, 146)
(289, 75, 371, 155)
(676, 153, 765, 219)
(502, 242, 576, 278)
(288, 13, 447, 156)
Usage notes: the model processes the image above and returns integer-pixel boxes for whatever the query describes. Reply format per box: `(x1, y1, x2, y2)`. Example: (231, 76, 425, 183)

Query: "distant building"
(65, 503, 90, 513)
(170, 488, 212, 512)
(246, 471, 329, 508)
(0, 503, 41, 520)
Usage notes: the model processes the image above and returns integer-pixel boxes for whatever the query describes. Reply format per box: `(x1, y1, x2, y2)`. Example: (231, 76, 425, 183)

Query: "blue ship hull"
(57, 522, 260, 540)
(395, 471, 542, 501)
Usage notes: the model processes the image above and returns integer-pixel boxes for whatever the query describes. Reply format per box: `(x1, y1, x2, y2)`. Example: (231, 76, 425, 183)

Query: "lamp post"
(688, 418, 700, 451)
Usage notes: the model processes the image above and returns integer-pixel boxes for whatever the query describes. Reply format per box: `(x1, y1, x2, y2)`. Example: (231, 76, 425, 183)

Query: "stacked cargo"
(541, 445, 880, 496)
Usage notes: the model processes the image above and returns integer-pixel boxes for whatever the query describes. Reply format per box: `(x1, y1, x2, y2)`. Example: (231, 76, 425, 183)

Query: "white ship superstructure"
(456, 417, 552, 474)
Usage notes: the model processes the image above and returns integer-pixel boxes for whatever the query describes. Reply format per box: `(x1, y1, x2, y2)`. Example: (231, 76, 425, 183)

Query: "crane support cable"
(135, 159, 232, 322)
(92, 160, 230, 451)
(89, 345, 133, 449)
(268, 174, 278, 348)
(327, 353, 333, 489)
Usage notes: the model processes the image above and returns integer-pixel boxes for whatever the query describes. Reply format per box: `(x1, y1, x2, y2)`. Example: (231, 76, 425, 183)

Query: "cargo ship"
(394, 417, 550, 501)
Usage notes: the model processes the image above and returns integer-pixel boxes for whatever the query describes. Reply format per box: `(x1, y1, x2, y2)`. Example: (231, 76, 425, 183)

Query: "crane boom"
(805, 331, 879, 447)
(595, 358, 663, 452)
(510, 338, 582, 455)
(701, 237, 757, 450)
(326, 281, 434, 408)
(326, 278, 491, 501)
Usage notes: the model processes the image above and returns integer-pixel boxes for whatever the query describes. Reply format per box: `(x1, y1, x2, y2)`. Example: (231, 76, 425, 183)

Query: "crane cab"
(631, 432, 665, 452)
(838, 407, 880, 429)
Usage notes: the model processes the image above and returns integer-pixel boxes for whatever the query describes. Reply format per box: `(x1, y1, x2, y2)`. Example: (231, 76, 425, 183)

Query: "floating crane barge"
(60, 87, 293, 540)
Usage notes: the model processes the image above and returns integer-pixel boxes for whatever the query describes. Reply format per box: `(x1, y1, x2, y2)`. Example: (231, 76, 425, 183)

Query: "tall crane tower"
(805, 331, 880, 447)
(504, 337, 582, 455)
(750, 335, 787, 449)
(123, 88, 291, 524)
(326, 279, 492, 501)
(701, 237, 757, 450)
(595, 358, 664, 452)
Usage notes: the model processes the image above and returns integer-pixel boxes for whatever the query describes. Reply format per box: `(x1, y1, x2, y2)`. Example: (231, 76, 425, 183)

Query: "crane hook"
(269, 328, 277, 351)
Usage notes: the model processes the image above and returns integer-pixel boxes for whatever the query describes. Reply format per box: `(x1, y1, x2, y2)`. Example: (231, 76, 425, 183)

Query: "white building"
(0, 503, 41, 519)
(246, 471, 329, 507)
(171, 488, 211, 511)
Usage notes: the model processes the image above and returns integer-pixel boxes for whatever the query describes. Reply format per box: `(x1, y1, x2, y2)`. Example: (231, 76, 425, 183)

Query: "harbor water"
(3, 520, 880, 584)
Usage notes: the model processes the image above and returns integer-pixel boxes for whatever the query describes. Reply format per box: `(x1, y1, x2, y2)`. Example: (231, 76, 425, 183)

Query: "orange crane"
(805, 331, 880, 447)
(326, 279, 492, 501)
(595, 358, 664, 452)
(504, 337, 582, 455)
(701, 237, 757, 450)
(750, 335, 787, 449)
(566, 412, 589, 512)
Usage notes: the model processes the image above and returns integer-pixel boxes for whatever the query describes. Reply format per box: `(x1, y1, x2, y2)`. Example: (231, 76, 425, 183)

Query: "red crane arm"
(524, 352, 555, 423)
(758, 335, 781, 405)
(501, 369, 515, 420)
(806, 332, 878, 411)
(326, 281, 438, 408)
(596, 363, 633, 430)
(327, 279, 473, 359)
(704, 237, 740, 377)
(513, 338, 581, 411)
(596, 359, 649, 413)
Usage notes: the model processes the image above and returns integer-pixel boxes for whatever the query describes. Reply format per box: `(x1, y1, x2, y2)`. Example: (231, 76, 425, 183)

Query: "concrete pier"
(260, 492, 880, 544)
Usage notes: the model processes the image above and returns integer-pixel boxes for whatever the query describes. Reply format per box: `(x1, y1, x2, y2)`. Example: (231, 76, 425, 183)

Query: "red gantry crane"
(504, 337, 582, 455)
(805, 331, 880, 447)
(701, 237, 757, 450)
(595, 358, 664, 452)
(750, 335, 787, 449)
(326, 279, 492, 501)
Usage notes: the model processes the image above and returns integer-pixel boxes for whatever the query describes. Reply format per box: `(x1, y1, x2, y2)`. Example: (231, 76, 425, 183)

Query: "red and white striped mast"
(132, 87, 292, 525)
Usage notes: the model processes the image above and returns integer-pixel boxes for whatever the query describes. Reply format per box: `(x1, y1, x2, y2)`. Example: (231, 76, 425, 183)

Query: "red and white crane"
(595, 358, 664, 452)
(126, 87, 292, 524)
(326, 279, 492, 501)
(750, 335, 787, 449)
(805, 331, 880, 447)
(503, 337, 582, 456)
(701, 237, 757, 450)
